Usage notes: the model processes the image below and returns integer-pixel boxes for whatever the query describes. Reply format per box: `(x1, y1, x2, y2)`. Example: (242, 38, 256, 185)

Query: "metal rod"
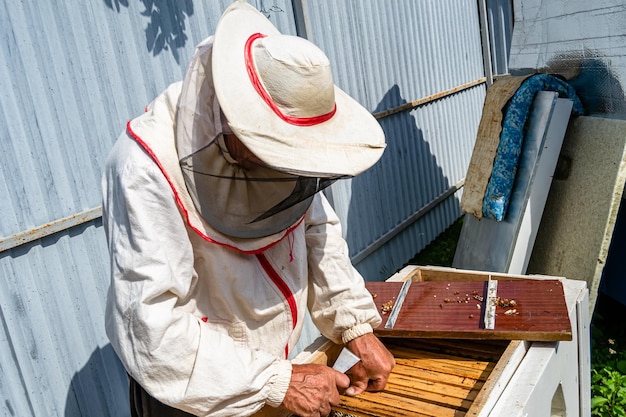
(372, 78, 486, 120)
(351, 179, 465, 265)
(0, 206, 102, 253)
(384, 278, 412, 329)
(291, 0, 310, 39)
(477, 0, 494, 87)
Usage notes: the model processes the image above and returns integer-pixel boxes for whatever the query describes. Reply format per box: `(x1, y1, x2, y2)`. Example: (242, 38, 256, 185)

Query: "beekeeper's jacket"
(102, 82, 382, 416)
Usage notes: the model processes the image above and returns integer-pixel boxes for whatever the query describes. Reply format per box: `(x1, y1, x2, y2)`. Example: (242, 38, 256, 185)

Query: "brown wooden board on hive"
(365, 279, 572, 341)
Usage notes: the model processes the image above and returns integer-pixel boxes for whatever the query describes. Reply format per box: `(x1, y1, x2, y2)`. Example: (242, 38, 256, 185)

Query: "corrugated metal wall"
(1, 1, 497, 415)
(0, 2, 295, 415)
(298, 1, 487, 281)
(485, 0, 514, 75)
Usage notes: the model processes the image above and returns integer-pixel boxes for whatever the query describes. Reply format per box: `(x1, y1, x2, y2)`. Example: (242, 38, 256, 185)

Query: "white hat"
(212, 0, 386, 177)
(175, 0, 386, 239)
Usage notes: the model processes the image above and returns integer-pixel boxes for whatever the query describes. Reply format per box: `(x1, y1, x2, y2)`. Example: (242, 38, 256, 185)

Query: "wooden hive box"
(254, 266, 590, 417)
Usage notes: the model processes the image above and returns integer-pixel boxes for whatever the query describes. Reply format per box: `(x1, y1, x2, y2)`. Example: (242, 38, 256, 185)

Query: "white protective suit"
(102, 40, 382, 417)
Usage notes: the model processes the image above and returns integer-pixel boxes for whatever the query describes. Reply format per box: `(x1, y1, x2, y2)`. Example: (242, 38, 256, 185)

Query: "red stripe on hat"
(244, 33, 336, 127)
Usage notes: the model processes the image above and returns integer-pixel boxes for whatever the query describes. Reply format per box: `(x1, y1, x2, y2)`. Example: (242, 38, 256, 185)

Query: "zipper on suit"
(256, 253, 298, 358)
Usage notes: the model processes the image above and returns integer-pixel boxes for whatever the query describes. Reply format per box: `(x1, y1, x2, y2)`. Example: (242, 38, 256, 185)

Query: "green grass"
(406, 216, 464, 267)
(407, 216, 626, 415)
(590, 295, 626, 415)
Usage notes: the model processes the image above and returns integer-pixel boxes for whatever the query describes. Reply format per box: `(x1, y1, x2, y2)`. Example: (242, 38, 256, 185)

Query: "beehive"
(252, 266, 583, 417)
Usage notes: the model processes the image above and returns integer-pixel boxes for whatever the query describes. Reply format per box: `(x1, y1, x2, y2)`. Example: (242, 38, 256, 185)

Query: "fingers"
(344, 333, 396, 396)
(334, 370, 351, 391)
(343, 362, 369, 396)
(344, 360, 390, 396)
(344, 363, 391, 396)
(281, 364, 347, 417)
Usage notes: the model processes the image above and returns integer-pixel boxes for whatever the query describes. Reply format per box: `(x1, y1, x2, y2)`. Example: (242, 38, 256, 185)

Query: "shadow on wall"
(512, 50, 626, 116)
(104, 0, 194, 63)
(548, 51, 626, 115)
(65, 344, 130, 417)
(347, 84, 455, 282)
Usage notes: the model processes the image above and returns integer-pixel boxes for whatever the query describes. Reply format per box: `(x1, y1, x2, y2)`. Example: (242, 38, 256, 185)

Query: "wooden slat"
(391, 349, 495, 380)
(388, 362, 485, 390)
(333, 342, 500, 417)
(393, 338, 509, 361)
(367, 279, 571, 341)
(408, 265, 539, 282)
(336, 390, 471, 417)
(386, 366, 485, 403)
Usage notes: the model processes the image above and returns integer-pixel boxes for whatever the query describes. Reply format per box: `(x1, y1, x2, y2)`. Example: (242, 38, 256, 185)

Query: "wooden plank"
(408, 265, 544, 282)
(460, 75, 532, 219)
(367, 279, 571, 341)
(465, 340, 528, 416)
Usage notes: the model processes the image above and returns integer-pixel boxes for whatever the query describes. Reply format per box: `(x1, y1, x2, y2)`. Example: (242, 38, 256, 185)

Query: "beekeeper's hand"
(281, 363, 350, 417)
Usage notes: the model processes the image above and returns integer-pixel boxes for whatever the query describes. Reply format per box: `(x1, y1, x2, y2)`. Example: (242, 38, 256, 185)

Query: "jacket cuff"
(265, 359, 292, 408)
(341, 323, 374, 344)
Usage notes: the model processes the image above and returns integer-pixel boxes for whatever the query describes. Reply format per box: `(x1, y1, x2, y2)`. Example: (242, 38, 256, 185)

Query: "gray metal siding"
(1, 2, 297, 415)
(485, 0, 514, 75)
(301, 0, 486, 281)
(1, 1, 490, 415)
(1, 224, 125, 417)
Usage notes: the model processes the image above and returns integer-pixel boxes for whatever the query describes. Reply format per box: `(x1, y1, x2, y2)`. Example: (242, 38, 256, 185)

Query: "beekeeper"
(102, 1, 394, 416)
